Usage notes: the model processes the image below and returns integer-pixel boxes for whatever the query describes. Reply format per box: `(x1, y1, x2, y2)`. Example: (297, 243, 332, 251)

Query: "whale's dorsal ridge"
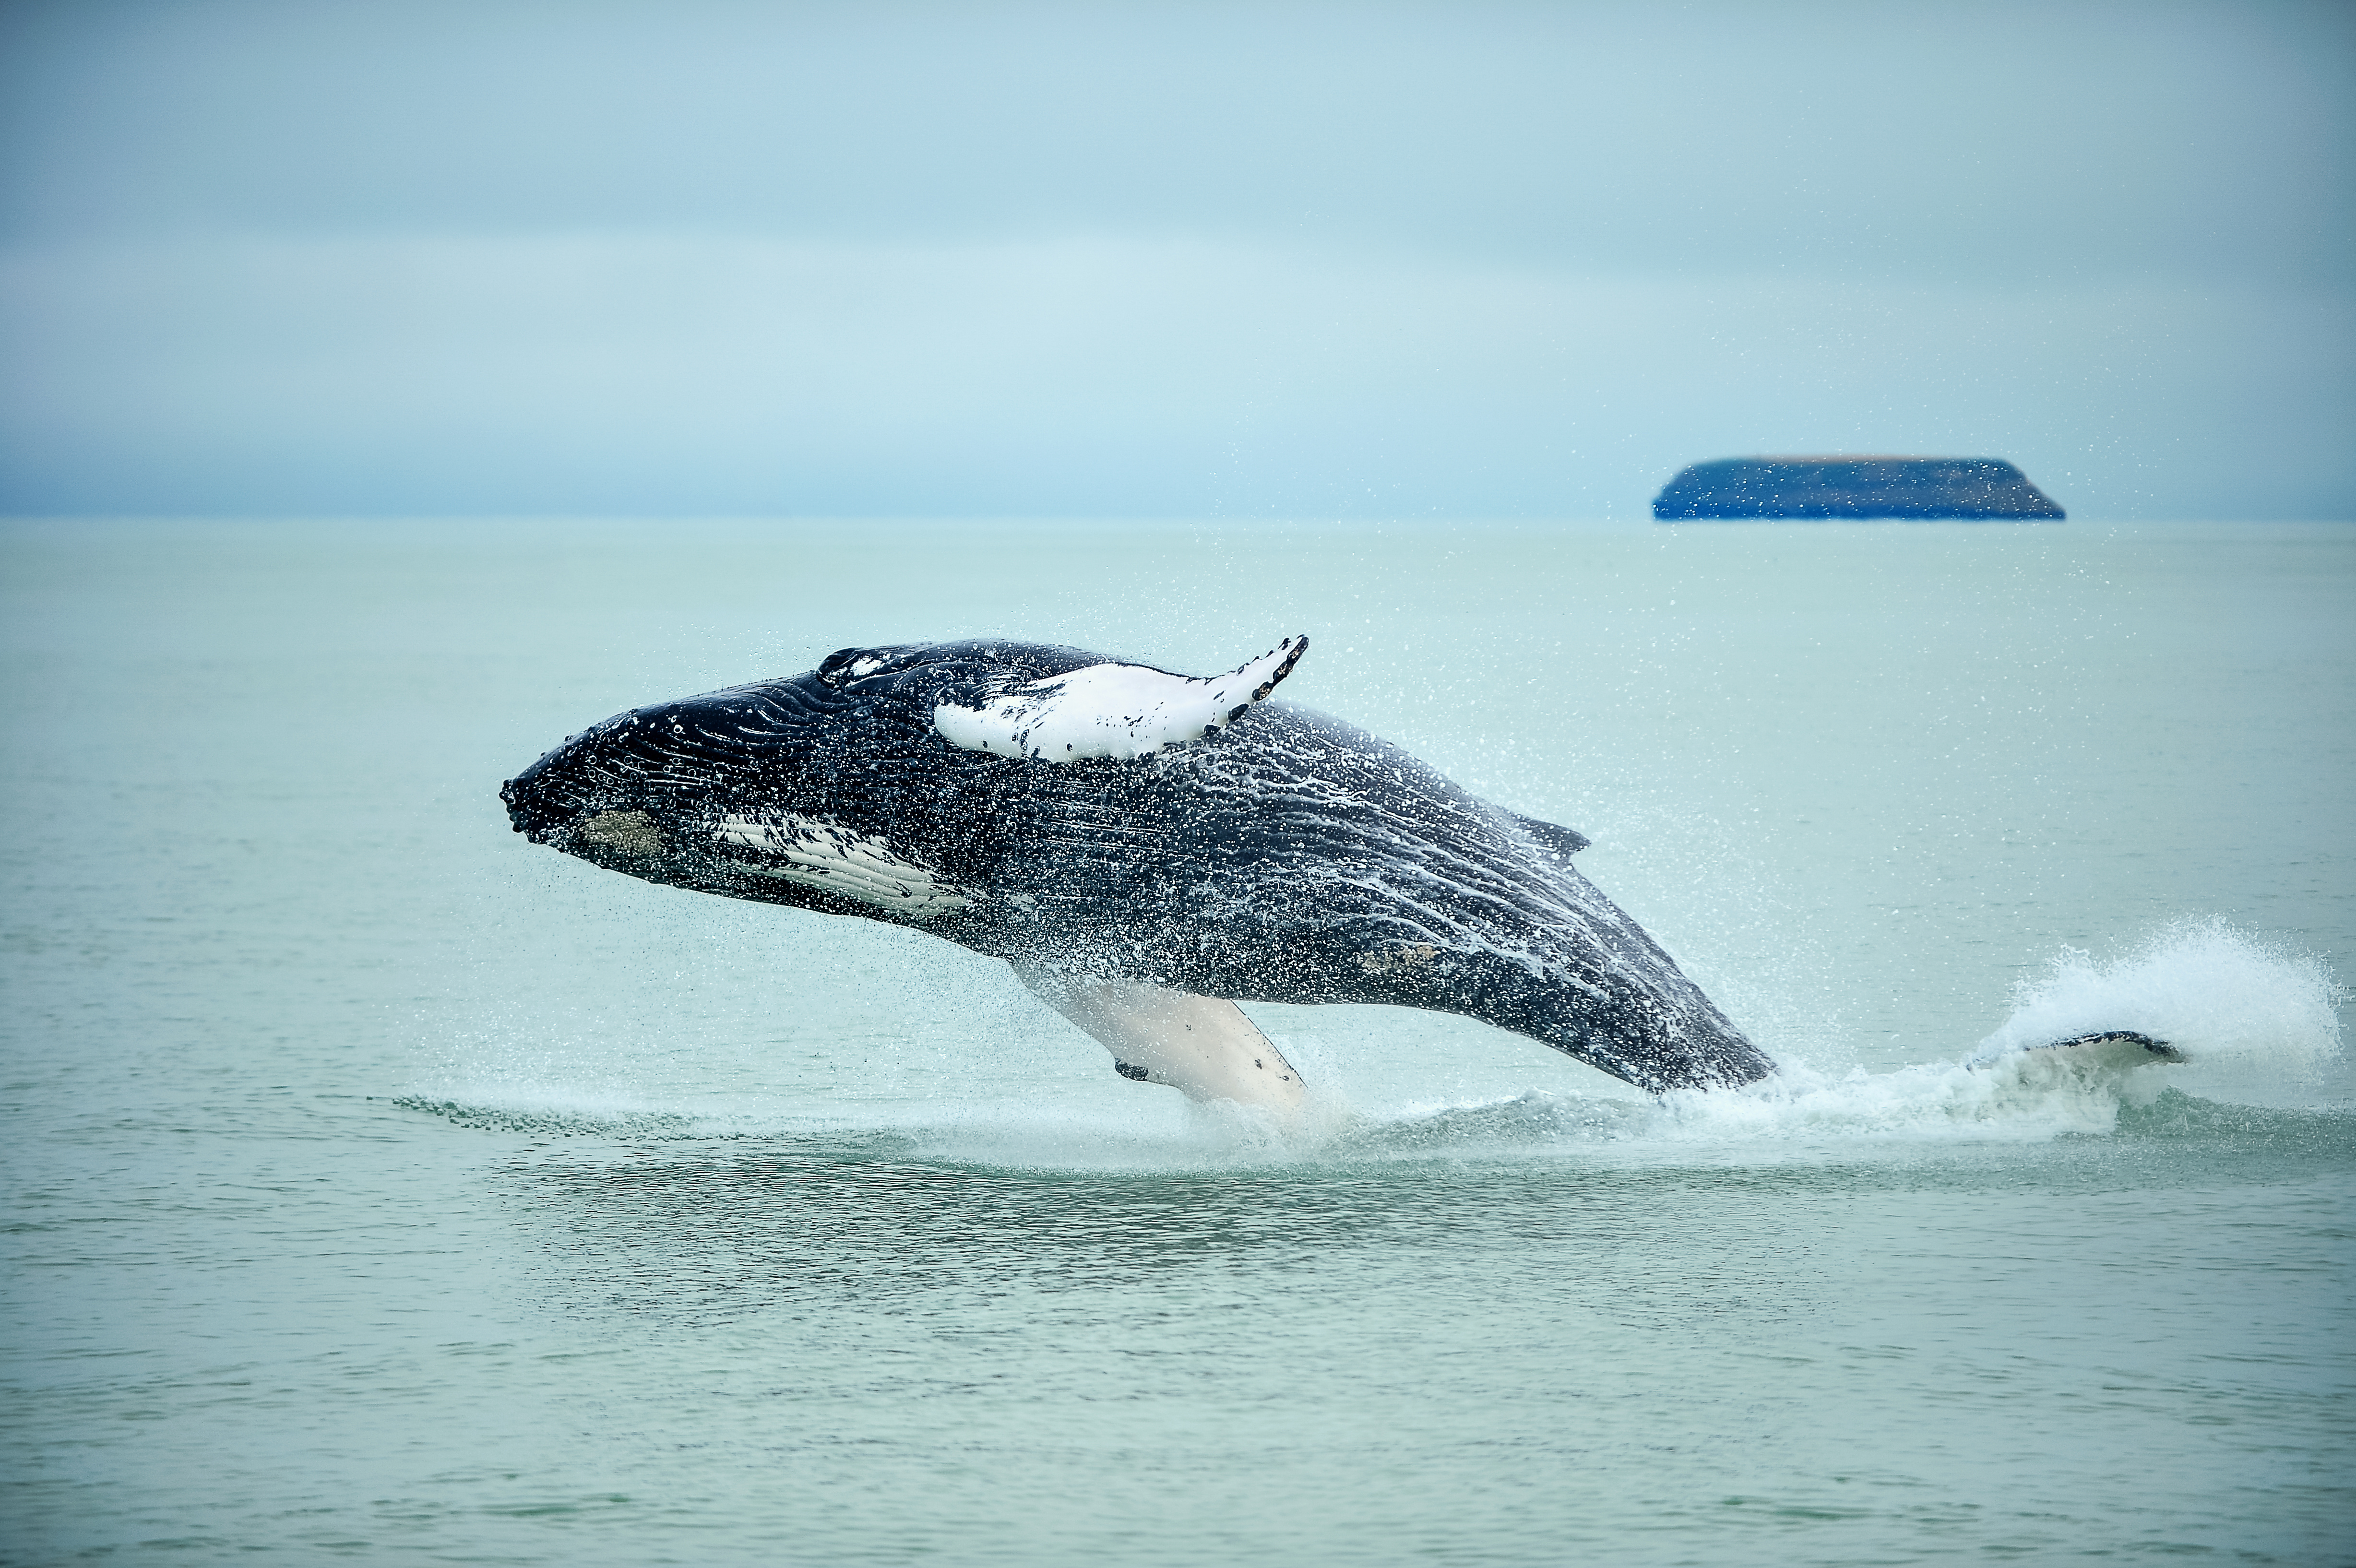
(1511, 813, 1592, 860)
(932, 635, 1309, 762)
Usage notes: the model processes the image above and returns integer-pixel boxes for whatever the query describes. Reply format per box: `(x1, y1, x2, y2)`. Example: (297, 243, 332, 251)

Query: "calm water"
(4, 518, 2351, 1565)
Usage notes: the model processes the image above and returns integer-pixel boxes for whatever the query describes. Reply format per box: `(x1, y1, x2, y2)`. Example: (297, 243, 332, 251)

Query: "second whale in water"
(500, 636, 2166, 1110)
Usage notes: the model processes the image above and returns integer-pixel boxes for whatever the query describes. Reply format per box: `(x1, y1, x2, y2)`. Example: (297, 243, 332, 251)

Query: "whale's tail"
(1971, 1030, 2183, 1070)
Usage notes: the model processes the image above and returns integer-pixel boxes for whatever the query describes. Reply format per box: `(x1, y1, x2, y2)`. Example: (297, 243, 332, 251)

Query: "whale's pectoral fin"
(1013, 970, 1307, 1113)
(934, 636, 1308, 762)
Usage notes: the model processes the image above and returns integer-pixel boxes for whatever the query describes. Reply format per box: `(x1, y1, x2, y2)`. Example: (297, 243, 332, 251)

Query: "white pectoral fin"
(933, 636, 1308, 762)
(1018, 972, 1307, 1112)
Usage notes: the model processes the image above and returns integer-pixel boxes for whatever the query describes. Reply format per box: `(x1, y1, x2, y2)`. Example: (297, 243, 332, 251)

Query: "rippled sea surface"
(4, 519, 2352, 1565)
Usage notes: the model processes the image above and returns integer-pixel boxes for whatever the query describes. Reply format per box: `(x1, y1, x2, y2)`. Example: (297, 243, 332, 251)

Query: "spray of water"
(1973, 917, 2344, 1080)
(1571, 918, 2344, 1146)
(404, 918, 2345, 1166)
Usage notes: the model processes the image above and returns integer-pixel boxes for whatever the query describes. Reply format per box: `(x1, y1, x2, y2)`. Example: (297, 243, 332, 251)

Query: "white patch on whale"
(713, 813, 972, 919)
(933, 636, 1308, 762)
(1014, 969, 1307, 1112)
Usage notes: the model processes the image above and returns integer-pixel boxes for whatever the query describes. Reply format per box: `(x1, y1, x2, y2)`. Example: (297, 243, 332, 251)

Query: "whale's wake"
(401, 921, 2344, 1168)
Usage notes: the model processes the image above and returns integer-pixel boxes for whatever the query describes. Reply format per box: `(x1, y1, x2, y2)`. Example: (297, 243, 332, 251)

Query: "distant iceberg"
(1653, 457, 2065, 520)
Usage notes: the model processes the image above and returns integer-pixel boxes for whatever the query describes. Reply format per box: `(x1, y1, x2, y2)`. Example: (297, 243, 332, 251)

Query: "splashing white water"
(1973, 919, 2343, 1097)
(1613, 919, 2348, 1146)
(405, 919, 2345, 1166)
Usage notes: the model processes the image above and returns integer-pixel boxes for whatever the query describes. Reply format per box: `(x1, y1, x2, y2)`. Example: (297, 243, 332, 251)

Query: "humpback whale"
(500, 636, 1777, 1109)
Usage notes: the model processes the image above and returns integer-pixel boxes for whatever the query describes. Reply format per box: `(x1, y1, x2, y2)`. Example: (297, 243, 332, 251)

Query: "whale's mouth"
(499, 739, 679, 861)
(500, 771, 621, 849)
(500, 787, 669, 862)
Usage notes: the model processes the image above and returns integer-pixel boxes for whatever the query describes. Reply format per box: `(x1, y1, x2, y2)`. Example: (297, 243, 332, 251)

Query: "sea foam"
(1972, 918, 2344, 1095)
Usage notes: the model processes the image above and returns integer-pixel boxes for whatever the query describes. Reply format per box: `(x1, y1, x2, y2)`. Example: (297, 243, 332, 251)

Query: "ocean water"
(2, 517, 2351, 1566)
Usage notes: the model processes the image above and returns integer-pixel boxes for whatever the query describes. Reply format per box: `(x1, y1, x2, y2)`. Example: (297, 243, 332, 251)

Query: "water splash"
(399, 918, 2346, 1166)
(1973, 918, 2344, 1098)
(392, 1091, 704, 1140)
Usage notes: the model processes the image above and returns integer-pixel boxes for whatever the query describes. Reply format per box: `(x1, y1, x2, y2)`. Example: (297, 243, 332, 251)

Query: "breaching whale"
(500, 636, 1780, 1109)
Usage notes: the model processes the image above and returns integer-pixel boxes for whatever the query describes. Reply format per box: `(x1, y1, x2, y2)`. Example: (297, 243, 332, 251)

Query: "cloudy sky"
(2, 0, 2349, 518)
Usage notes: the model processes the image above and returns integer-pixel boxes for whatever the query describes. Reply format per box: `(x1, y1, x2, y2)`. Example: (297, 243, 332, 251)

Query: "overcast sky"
(2, 0, 2349, 518)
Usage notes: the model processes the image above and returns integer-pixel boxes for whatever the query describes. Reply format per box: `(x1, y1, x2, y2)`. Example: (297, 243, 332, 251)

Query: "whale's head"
(495, 641, 1131, 918)
(500, 642, 1089, 847)
(504, 635, 1310, 829)
(500, 670, 851, 870)
(505, 677, 971, 921)
(501, 636, 1309, 924)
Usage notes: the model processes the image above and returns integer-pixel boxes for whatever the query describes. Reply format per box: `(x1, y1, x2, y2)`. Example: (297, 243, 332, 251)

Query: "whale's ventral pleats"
(713, 813, 973, 921)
